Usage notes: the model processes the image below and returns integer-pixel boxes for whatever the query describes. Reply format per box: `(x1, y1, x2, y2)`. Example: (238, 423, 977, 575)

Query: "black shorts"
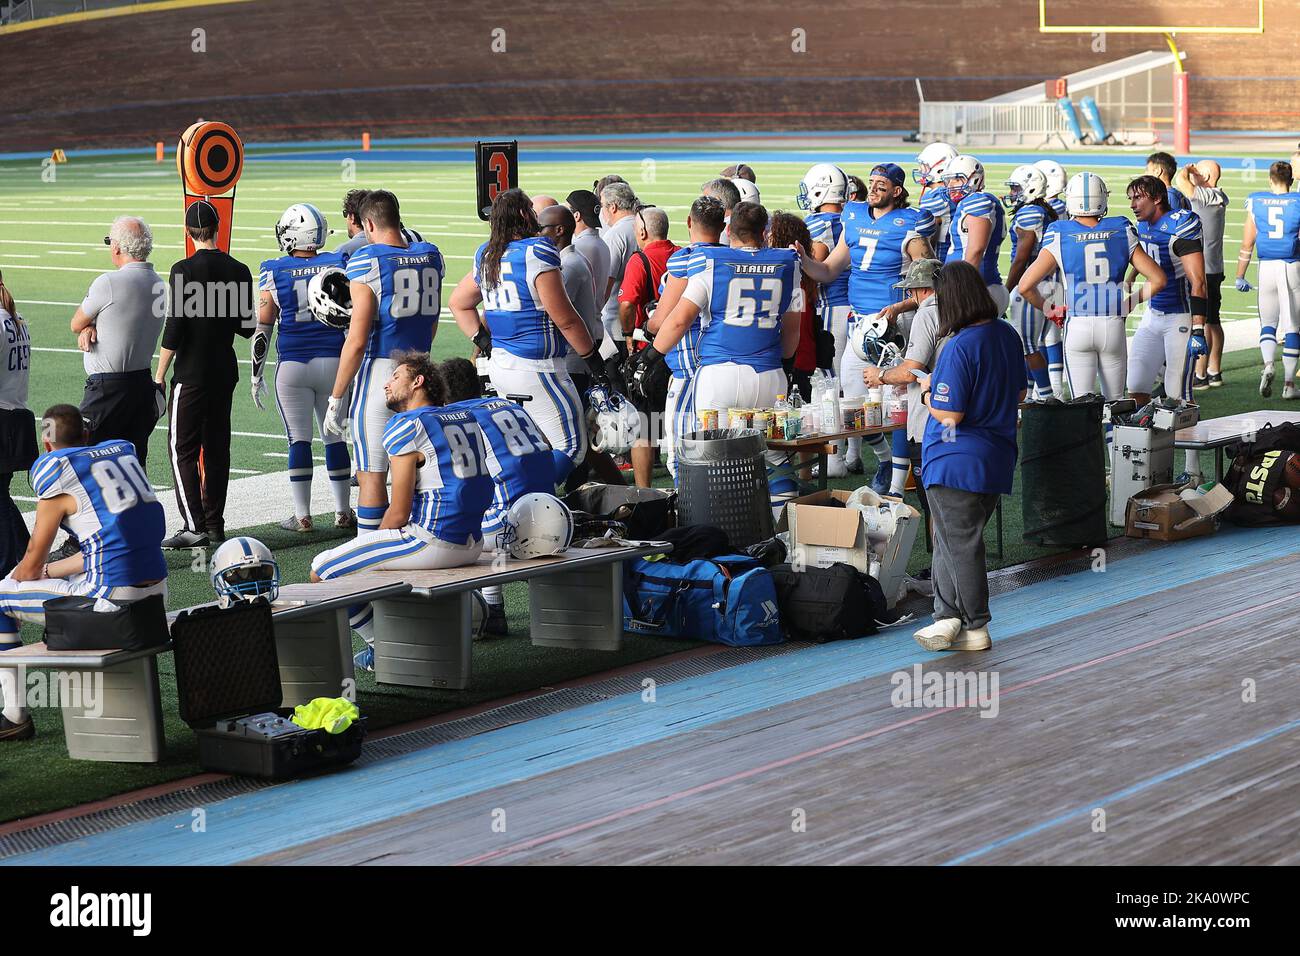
(1205, 273, 1224, 327)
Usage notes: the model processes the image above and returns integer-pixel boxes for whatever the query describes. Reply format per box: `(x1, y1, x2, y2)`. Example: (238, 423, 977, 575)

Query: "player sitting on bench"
(0, 404, 167, 741)
(310, 351, 494, 671)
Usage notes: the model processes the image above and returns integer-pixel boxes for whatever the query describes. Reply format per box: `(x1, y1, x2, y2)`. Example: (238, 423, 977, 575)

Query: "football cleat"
(280, 514, 313, 533)
(353, 646, 374, 673)
(0, 714, 34, 742)
(335, 509, 357, 529)
(1260, 364, 1275, 398)
(1284, 384, 1298, 400)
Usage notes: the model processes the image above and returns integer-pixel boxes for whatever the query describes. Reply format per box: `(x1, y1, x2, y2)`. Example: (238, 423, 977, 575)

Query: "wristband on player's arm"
(582, 347, 609, 383)
(250, 327, 270, 378)
(1190, 295, 1208, 320)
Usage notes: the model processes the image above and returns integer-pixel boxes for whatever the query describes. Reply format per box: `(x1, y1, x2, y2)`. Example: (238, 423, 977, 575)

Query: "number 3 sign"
(475, 141, 519, 221)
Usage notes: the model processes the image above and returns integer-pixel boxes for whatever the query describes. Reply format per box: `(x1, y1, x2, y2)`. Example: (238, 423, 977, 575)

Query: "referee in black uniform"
(155, 200, 255, 548)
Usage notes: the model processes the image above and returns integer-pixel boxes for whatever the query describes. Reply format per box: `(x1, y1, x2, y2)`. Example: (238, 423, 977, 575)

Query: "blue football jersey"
(682, 246, 801, 372)
(1048, 196, 1067, 219)
(919, 187, 956, 261)
(451, 396, 555, 506)
(1167, 186, 1190, 213)
(29, 441, 166, 591)
(1009, 203, 1052, 261)
(660, 241, 721, 376)
(1041, 216, 1139, 318)
(947, 191, 1007, 284)
(475, 236, 568, 361)
(258, 250, 347, 362)
(804, 211, 850, 310)
(345, 240, 445, 360)
(381, 406, 495, 544)
(841, 202, 937, 316)
(1137, 209, 1203, 313)
(1246, 191, 1300, 262)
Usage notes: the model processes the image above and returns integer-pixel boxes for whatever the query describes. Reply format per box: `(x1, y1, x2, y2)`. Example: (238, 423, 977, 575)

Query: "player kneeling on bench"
(0, 404, 167, 742)
(310, 351, 494, 671)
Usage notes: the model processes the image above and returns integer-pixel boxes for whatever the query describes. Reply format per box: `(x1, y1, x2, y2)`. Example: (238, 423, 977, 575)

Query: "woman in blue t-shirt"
(913, 262, 1026, 653)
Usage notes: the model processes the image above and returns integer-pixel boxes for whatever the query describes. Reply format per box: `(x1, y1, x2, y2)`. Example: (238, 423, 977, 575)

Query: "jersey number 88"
(391, 267, 441, 320)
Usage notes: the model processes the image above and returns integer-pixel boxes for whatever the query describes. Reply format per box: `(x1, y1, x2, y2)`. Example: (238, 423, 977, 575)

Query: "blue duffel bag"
(622, 554, 783, 646)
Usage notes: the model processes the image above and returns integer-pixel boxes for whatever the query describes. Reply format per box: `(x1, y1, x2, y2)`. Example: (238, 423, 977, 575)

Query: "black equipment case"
(171, 600, 365, 780)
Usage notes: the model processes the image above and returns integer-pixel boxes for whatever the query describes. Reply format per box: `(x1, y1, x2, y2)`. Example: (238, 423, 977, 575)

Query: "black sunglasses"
(103, 236, 112, 246)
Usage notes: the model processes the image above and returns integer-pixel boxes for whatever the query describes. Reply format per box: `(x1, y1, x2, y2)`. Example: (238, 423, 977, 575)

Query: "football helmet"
(586, 384, 641, 455)
(211, 536, 280, 608)
(1033, 160, 1068, 199)
(942, 155, 985, 202)
(307, 267, 352, 329)
(797, 164, 849, 210)
(849, 311, 893, 363)
(732, 178, 760, 205)
(1003, 164, 1049, 209)
(275, 203, 328, 255)
(914, 142, 958, 186)
(1065, 171, 1109, 218)
(496, 493, 574, 559)
(400, 225, 423, 245)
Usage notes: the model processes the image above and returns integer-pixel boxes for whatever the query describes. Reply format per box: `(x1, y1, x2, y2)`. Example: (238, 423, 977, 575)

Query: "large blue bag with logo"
(622, 554, 783, 646)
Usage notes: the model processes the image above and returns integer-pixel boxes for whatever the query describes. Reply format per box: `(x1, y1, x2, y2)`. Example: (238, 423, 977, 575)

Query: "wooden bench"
(1, 642, 168, 763)
(273, 542, 670, 691)
(1175, 410, 1300, 482)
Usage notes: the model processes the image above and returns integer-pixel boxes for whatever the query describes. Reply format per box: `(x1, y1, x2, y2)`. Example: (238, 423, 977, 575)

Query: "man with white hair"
(598, 181, 641, 370)
(70, 216, 167, 467)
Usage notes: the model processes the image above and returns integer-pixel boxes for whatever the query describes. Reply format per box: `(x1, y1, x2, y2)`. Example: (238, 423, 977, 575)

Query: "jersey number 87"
(443, 422, 487, 479)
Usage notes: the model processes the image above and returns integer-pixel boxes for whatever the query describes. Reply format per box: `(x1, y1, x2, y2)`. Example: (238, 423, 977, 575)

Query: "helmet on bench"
(211, 536, 280, 607)
(496, 493, 574, 559)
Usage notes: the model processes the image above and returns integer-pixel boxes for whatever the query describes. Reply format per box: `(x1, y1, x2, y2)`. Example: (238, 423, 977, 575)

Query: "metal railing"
(919, 101, 1071, 147)
(2, 0, 155, 25)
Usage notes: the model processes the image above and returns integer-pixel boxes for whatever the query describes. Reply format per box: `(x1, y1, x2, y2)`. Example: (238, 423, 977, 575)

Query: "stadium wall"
(1, 0, 1296, 150)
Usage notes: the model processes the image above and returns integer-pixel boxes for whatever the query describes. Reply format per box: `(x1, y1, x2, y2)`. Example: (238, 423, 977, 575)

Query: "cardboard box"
(777, 489, 921, 608)
(1124, 482, 1234, 541)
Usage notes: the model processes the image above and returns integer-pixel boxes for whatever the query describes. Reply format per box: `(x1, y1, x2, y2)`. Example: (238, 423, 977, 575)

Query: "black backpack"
(1222, 421, 1300, 525)
(769, 562, 890, 643)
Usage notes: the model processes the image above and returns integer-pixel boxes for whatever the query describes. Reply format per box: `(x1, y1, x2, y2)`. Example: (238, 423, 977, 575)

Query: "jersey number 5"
(1266, 206, 1286, 240)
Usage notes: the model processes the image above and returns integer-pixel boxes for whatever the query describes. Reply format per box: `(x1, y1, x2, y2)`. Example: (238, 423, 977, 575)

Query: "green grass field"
(0, 145, 1292, 821)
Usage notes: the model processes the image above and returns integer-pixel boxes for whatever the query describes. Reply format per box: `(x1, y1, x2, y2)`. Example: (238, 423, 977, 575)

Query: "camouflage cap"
(894, 258, 941, 289)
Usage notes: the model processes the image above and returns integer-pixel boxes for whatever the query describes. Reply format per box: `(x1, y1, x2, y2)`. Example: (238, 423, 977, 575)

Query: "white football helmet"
(307, 267, 352, 329)
(1003, 164, 1048, 209)
(732, 178, 760, 205)
(400, 225, 423, 244)
(497, 493, 574, 559)
(1033, 160, 1068, 199)
(586, 384, 641, 455)
(914, 142, 958, 186)
(211, 536, 280, 608)
(1065, 171, 1109, 218)
(941, 155, 985, 200)
(849, 311, 892, 362)
(275, 203, 328, 254)
(797, 163, 849, 210)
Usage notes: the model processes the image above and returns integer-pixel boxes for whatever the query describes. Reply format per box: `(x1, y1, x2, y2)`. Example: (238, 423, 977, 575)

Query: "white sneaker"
(825, 456, 848, 478)
(1260, 364, 1275, 398)
(913, 618, 963, 651)
(1284, 384, 1298, 401)
(280, 514, 313, 533)
(950, 627, 991, 652)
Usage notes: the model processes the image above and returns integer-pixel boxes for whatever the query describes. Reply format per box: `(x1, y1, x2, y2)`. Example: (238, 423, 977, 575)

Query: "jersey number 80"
(90, 455, 157, 515)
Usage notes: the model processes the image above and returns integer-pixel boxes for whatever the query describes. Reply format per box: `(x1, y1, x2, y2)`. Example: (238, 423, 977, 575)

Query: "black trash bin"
(1021, 397, 1108, 547)
(676, 428, 773, 549)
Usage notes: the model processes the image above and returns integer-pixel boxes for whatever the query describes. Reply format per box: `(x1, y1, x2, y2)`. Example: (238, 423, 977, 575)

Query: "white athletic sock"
(865, 433, 889, 462)
(329, 475, 352, 513)
(482, 585, 503, 606)
(846, 437, 862, 461)
(889, 456, 909, 494)
(290, 479, 312, 520)
(1184, 451, 1201, 477)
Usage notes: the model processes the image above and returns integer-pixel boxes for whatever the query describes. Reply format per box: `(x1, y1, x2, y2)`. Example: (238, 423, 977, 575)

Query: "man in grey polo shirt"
(1180, 160, 1229, 390)
(71, 216, 167, 467)
(565, 189, 611, 329)
(598, 182, 640, 369)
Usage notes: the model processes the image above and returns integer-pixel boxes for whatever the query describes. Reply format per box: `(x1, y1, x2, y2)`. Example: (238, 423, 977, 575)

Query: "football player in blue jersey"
(798, 164, 936, 492)
(0, 405, 166, 740)
(942, 155, 1009, 316)
(797, 163, 853, 379)
(1146, 152, 1190, 213)
(449, 188, 606, 479)
(1235, 161, 1300, 398)
(1033, 161, 1070, 398)
(440, 357, 556, 635)
(1018, 172, 1166, 400)
(254, 204, 355, 533)
(312, 351, 494, 670)
(1124, 175, 1207, 406)
(645, 195, 726, 481)
(914, 142, 958, 262)
(1002, 165, 1059, 401)
(323, 190, 445, 534)
(635, 201, 803, 509)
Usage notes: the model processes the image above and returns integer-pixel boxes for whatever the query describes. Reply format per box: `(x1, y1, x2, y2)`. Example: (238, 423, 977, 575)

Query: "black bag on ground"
(769, 563, 889, 643)
(562, 482, 677, 539)
(658, 524, 732, 562)
(43, 593, 170, 652)
(1222, 421, 1300, 525)
(171, 599, 365, 780)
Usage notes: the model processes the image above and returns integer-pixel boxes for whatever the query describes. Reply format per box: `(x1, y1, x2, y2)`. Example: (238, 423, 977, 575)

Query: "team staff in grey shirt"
(598, 182, 640, 364)
(1178, 161, 1229, 389)
(565, 189, 611, 316)
(70, 216, 167, 467)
